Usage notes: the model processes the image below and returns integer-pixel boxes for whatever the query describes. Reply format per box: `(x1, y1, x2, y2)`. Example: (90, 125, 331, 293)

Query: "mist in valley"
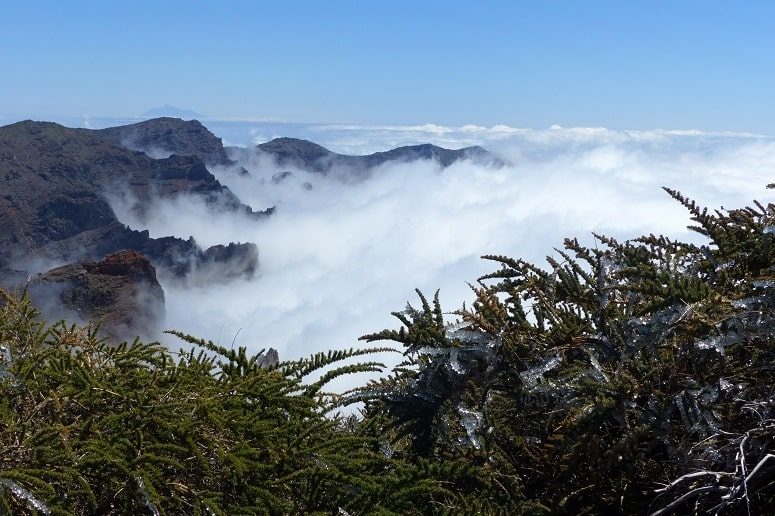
(104, 122, 775, 388)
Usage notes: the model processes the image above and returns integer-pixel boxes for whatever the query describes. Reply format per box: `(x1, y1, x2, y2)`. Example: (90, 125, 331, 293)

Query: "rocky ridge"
(98, 117, 233, 166)
(248, 137, 502, 176)
(1, 116, 500, 341)
(0, 118, 262, 339)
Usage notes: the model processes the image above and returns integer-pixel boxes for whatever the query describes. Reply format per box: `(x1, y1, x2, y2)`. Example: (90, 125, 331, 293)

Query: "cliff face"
(97, 117, 233, 166)
(29, 251, 165, 342)
(0, 119, 261, 284)
(97, 117, 253, 177)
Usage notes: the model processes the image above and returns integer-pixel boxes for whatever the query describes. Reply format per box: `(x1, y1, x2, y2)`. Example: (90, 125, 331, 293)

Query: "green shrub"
(3, 186, 774, 515)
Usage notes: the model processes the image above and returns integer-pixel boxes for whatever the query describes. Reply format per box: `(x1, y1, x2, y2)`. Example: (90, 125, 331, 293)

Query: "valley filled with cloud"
(105, 121, 775, 383)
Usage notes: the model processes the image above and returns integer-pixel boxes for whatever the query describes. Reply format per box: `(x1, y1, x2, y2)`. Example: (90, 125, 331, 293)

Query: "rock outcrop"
(29, 251, 165, 342)
(97, 117, 233, 166)
(98, 116, 254, 185)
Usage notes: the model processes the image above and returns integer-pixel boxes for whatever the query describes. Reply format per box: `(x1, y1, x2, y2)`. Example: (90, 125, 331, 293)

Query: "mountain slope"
(0, 120, 259, 284)
(97, 117, 231, 165)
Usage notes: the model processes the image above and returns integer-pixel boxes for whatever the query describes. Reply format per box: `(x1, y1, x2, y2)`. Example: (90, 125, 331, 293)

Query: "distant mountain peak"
(141, 105, 203, 119)
(259, 137, 334, 158)
(253, 137, 503, 174)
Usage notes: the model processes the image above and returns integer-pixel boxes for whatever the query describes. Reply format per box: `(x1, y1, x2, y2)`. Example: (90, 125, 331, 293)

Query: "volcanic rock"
(97, 117, 251, 177)
(0, 119, 263, 285)
(29, 251, 165, 342)
(97, 117, 232, 166)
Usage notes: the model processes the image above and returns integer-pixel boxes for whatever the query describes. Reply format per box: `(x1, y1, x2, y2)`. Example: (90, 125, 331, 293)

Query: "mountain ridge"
(0, 118, 262, 337)
(0, 116, 500, 339)
(0, 119, 263, 274)
(250, 136, 501, 174)
(97, 117, 232, 166)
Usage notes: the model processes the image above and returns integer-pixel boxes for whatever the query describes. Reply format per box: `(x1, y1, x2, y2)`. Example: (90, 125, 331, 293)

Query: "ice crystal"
(718, 378, 734, 393)
(694, 334, 737, 354)
(457, 405, 483, 449)
(134, 475, 160, 516)
(587, 351, 609, 382)
(448, 348, 465, 375)
(0, 345, 18, 384)
(519, 355, 562, 389)
(0, 478, 51, 515)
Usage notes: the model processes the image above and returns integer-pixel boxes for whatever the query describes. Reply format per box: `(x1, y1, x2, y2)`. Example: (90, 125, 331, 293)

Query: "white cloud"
(112, 124, 775, 392)
(305, 122, 766, 154)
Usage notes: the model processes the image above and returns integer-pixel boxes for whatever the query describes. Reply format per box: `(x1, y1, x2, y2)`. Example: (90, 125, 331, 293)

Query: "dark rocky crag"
(28, 251, 165, 342)
(0, 118, 263, 338)
(98, 117, 251, 176)
(97, 117, 232, 166)
(0, 119, 261, 284)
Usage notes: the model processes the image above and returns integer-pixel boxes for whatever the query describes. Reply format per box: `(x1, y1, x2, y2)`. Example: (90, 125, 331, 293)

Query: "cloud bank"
(110, 123, 775, 389)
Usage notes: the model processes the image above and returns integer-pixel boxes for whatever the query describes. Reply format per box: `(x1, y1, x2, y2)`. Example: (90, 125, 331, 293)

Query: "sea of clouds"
(107, 119, 775, 389)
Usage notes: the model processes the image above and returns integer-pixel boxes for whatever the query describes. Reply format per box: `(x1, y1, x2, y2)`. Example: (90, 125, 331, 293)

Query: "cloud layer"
(111, 123, 775, 388)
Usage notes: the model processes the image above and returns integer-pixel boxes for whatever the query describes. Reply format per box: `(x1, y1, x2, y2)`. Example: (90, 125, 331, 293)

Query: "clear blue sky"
(2, 1, 774, 133)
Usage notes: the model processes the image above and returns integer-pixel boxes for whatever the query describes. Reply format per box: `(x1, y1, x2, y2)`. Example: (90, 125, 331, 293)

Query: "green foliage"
(359, 187, 775, 514)
(0, 295, 454, 514)
(3, 186, 775, 514)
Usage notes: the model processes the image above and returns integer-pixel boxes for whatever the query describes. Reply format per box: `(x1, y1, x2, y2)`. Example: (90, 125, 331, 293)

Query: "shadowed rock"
(0, 119, 263, 286)
(97, 117, 232, 166)
(257, 348, 279, 368)
(97, 117, 252, 177)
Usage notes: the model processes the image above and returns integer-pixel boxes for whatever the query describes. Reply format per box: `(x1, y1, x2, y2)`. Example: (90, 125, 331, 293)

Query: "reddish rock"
(30, 251, 165, 342)
(83, 250, 158, 278)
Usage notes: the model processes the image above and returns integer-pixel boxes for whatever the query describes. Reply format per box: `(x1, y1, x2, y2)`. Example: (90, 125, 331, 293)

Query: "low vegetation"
(2, 187, 774, 514)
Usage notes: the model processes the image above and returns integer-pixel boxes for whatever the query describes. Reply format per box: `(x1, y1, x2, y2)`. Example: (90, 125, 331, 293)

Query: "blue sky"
(2, 1, 774, 133)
